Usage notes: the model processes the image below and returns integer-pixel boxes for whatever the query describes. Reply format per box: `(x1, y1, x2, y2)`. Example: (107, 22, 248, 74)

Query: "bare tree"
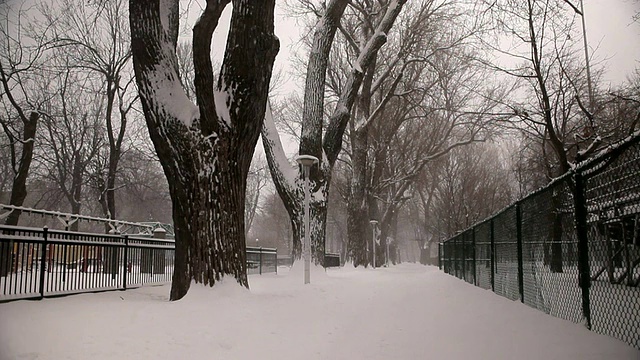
(0, 4, 52, 227)
(39, 0, 137, 232)
(482, 0, 614, 272)
(245, 154, 269, 236)
(37, 65, 104, 229)
(129, 0, 279, 300)
(114, 148, 172, 224)
(325, 1, 506, 266)
(262, 0, 407, 263)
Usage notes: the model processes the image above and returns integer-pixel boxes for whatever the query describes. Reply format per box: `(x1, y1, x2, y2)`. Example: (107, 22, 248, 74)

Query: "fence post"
(259, 247, 263, 275)
(123, 235, 128, 291)
(516, 203, 524, 303)
(472, 229, 477, 286)
(438, 242, 442, 270)
(490, 219, 495, 292)
(39, 226, 48, 299)
(451, 238, 459, 277)
(574, 170, 592, 329)
(443, 242, 447, 272)
(461, 235, 466, 280)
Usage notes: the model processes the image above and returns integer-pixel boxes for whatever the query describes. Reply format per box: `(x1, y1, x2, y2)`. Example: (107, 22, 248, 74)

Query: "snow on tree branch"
(262, 100, 298, 195)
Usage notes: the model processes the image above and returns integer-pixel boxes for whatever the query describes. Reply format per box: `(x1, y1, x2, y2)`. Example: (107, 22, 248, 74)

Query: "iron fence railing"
(0, 226, 277, 302)
(439, 132, 640, 350)
(246, 246, 278, 275)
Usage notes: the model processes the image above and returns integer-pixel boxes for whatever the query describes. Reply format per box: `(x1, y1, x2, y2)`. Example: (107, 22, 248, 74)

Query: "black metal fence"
(1, 226, 278, 302)
(439, 133, 640, 350)
(246, 246, 278, 275)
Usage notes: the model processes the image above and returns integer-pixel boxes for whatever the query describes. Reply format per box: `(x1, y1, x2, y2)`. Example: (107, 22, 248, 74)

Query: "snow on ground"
(0, 263, 637, 360)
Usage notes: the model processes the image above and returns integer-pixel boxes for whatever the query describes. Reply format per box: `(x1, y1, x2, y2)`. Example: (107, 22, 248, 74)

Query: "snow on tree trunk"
(130, 0, 279, 300)
(262, 1, 406, 267)
(290, 188, 329, 262)
(1, 111, 38, 277)
(4, 112, 38, 227)
(346, 125, 371, 266)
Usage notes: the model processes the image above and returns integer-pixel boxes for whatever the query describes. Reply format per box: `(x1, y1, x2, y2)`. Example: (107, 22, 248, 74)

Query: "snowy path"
(0, 264, 638, 359)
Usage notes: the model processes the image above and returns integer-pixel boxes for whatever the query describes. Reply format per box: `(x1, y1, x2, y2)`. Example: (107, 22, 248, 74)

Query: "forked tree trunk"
(262, 1, 406, 268)
(130, 0, 278, 300)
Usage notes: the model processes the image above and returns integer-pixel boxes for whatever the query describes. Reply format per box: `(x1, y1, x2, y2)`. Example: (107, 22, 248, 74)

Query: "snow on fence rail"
(439, 133, 640, 350)
(0, 225, 277, 302)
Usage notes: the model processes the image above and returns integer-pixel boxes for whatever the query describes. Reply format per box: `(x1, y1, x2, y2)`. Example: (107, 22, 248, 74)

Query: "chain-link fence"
(439, 133, 640, 350)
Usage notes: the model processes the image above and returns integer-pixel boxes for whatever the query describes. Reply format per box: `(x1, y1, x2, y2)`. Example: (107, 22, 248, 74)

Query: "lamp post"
(565, 0, 593, 111)
(385, 234, 390, 267)
(578, 0, 594, 111)
(296, 154, 319, 284)
(369, 219, 378, 268)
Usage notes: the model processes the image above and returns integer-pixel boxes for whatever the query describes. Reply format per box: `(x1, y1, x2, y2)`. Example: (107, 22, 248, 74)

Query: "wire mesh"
(519, 179, 583, 324)
(493, 206, 519, 301)
(583, 137, 640, 348)
(439, 133, 640, 350)
(463, 230, 475, 284)
(474, 221, 492, 290)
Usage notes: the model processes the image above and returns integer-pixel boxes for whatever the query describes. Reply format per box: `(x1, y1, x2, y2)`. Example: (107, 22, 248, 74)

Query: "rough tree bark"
(130, 0, 279, 300)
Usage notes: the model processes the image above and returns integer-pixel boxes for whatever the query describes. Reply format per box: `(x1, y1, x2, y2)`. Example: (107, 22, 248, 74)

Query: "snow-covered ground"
(0, 263, 637, 360)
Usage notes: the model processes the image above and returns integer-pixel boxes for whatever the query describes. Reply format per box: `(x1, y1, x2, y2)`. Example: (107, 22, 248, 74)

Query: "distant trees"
(0, 4, 49, 226)
(38, 65, 103, 230)
(245, 155, 269, 236)
(482, 0, 639, 272)
(39, 0, 136, 229)
(262, 0, 407, 264)
(336, 1, 504, 266)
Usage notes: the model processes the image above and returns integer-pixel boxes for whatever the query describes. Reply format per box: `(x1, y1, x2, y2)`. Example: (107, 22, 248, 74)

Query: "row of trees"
(2, 0, 639, 299)
(1, 0, 140, 229)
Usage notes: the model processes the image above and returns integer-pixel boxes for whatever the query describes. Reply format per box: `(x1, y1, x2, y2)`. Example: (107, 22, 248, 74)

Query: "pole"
(490, 219, 495, 292)
(574, 170, 592, 329)
(303, 166, 311, 284)
(39, 227, 48, 299)
(385, 237, 389, 266)
(371, 224, 376, 269)
(579, 0, 594, 111)
(123, 235, 128, 291)
(516, 203, 524, 304)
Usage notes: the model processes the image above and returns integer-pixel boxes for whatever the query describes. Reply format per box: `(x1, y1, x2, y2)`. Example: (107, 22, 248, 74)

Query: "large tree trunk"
(130, 0, 278, 300)
(346, 126, 371, 266)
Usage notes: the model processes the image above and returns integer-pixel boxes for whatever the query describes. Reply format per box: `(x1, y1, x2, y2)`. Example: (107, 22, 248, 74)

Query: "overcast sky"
(582, 0, 640, 85)
(202, 0, 640, 95)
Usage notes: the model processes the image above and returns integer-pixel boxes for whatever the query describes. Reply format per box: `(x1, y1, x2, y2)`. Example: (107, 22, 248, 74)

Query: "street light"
(369, 219, 378, 268)
(385, 234, 390, 267)
(564, 0, 594, 110)
(296, 154, 319, 284)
